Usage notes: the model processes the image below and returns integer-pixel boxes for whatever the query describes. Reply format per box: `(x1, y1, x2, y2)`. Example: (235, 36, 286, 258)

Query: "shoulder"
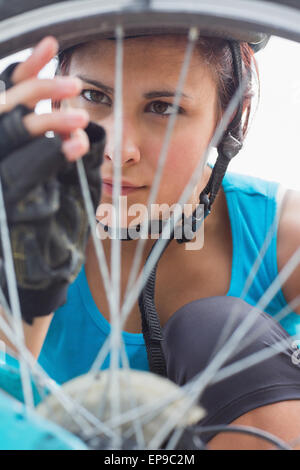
(277, 188, 300, 315)
(222, 169, 279, 199)
(222, 170, 280, 233)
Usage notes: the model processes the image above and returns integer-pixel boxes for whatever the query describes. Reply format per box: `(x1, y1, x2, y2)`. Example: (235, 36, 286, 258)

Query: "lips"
(102, 179, 145, 196)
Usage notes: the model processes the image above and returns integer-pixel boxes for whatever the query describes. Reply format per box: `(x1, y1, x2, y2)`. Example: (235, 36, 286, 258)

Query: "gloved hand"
(0, 61, 106, 324)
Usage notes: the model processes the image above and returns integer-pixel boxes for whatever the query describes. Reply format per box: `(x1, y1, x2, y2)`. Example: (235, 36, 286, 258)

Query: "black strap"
(138, 237, 174, 376)
(200, 131, 243, 210)
(199, 41, 244, 212)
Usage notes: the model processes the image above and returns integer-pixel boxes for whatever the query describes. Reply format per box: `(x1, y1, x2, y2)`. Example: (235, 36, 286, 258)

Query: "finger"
(62, 128, 90, 162)
(23, 109, 90, 137)
(11, 36, 59, 84)
(60, 132, 72, 142)
(0, 76, 82, 114)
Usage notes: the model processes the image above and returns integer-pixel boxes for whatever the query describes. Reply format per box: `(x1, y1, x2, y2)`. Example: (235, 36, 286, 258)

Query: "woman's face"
(62, 36, 219, 226)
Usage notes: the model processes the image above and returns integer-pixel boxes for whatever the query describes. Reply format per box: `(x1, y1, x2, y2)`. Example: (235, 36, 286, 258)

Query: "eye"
(80, 89, 112, 106)
(146, 101, 184, 117)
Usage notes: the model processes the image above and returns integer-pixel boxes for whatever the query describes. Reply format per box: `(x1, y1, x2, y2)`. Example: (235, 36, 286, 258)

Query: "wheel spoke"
(124, 26, 199, 296)
(121, 74, 248, 323)
(148, 246, 300, 448)
(0, 178, 34, 410)
(209, 187, 288, 359)
(0, 302, 117, 440)
(108, 25, 125, 449)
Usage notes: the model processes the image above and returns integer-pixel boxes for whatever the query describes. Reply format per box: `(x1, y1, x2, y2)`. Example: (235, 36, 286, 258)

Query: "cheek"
(157, 134, 209, 203)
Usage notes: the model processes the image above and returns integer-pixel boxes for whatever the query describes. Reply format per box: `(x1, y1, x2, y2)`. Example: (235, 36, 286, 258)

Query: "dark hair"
(55, 37, 259, 140)
(196, 37, 259, 139)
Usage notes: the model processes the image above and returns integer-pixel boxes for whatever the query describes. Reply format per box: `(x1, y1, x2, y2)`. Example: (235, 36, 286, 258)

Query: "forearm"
(0, 307, 53, 359)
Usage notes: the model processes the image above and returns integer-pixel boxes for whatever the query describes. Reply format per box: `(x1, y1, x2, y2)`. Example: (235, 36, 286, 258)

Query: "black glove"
(0, 62, 106, 324)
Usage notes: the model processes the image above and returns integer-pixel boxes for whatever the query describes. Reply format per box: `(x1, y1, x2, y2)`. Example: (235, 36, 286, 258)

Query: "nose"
(104, 121, 141, 167)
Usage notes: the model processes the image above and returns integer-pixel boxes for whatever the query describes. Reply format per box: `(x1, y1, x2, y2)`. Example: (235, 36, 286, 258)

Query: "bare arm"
(0, 307, 53, 358)
(208, 401, 300, 450)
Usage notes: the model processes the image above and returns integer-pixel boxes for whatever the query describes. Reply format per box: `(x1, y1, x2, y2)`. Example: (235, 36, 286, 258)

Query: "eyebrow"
(144, 90, 190, 100)
(76, 75, 114, 95)
(76, 74, 191, 100)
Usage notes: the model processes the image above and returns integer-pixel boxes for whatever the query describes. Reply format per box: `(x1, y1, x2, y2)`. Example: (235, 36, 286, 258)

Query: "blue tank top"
(38, 170, 300, 384)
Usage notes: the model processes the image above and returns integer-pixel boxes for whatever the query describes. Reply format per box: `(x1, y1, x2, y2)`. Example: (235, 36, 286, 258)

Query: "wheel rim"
(0, 0, 299, 59)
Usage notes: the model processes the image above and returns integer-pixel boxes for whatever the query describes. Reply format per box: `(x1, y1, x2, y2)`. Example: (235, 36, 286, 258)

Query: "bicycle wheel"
(0, 0, 300, 451)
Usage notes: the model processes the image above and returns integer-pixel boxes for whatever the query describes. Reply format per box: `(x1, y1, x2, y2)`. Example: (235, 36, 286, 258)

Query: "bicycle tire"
(0, 0, 299, 59)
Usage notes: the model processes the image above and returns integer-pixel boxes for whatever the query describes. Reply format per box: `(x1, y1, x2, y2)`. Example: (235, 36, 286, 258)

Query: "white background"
(1, 35, 300, 191)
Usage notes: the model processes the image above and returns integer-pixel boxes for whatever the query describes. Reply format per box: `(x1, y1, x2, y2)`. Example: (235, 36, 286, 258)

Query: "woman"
(1, 34, 300, 450)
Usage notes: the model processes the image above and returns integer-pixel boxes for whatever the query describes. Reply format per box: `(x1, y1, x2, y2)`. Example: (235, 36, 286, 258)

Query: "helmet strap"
(196, 40, 244, 224)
